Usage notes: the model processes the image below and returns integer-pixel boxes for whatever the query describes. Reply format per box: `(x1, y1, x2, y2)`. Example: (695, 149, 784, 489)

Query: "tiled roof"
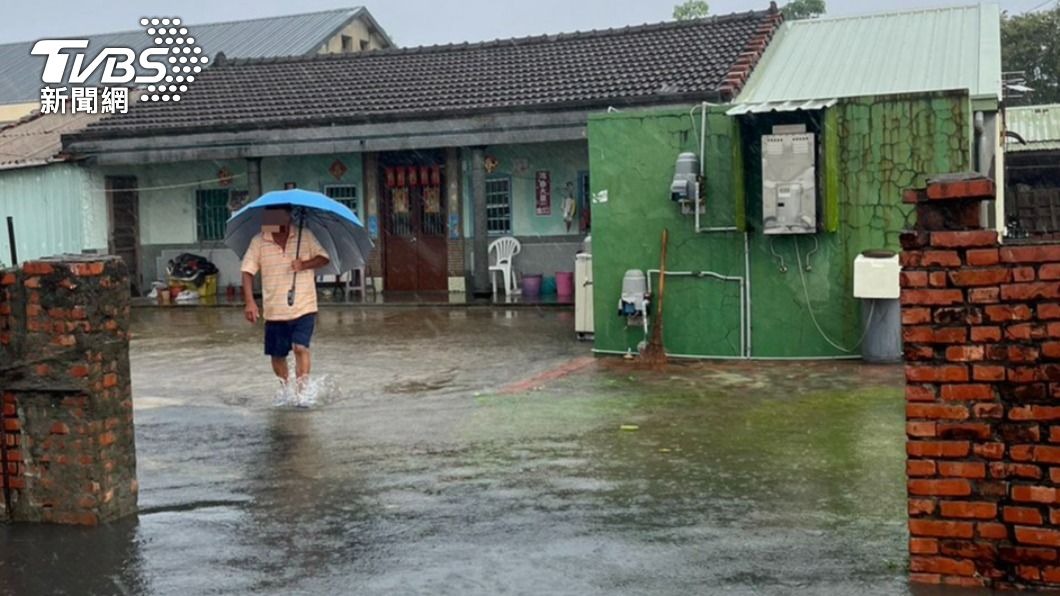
(0, 7, 389, 106)
(0, 111, 107, 169)
(76, 9, 779, 138)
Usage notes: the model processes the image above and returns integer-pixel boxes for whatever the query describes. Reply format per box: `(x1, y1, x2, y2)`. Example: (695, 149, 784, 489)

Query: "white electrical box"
(853, 253, 900, 299)
(575, 253, 594, 339)
(762, 133, 817, 234)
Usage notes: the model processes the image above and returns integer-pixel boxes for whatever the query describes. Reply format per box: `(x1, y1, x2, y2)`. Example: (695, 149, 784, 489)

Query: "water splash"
(272, 373, 342, 408)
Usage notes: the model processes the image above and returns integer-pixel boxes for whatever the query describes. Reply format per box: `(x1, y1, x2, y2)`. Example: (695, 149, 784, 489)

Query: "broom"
(640, 228, 669, 366)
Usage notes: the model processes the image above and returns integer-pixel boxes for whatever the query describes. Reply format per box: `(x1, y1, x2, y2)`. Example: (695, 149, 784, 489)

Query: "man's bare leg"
(271, 357, 289, 383)
(293, 344, 311, 380)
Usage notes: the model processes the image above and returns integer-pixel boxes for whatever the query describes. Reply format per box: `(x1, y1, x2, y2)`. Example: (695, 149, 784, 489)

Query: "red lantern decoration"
(430, 165, 441, 187)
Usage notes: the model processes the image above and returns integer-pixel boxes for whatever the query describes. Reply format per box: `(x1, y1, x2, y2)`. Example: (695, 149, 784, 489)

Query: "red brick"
(1009, 406, 1060, 422)
(1008, 367, 1043, 383)
(908, 403, 969, 421)
(1004, 507, 1044, 525)
(1005, 324, 1035, 341)
(991, 463, 1042, 480)
(909, 555, 976, 576)
(68, 365, 89, 378)
(907, 422, 937, 438)
(1012, 485, 1060, 504)
(970, 326, 1002, 343)
(1001, 245, 1060, 263)
(1051, 322, 1060, 338)
(903, 308, 932, 325)
(1036, 446, 1060, 465)
(929, 271, 948, 288)
(922, 251, 963, 268)
(938, 462, 986, 479)
(968, 287, 1000, 303)
(906, 385, 937, 402)
(905, 345, 935, 361)
(985, 304, 1033, 322)
(949, 268, 1011, 287)
(945, 346, 983, 362)
(1045, 342, 1060, 359)
(940, 384, 994, 401)
(1040, 304, 1060, 320)
(967, 248, 1000, 266)
(23, 277, 40, 288)
(937, 423, 992, 440)
(901, 271, 928, 288)
(68, 262, 104, 277)
(902, 289, 965, 306)
(49, 421, 69, 435)
(910, 538, 939, 555)
(0, 273, 15, 286)
(1013, 444, 1035, 462)
(1014, 266, 1037, 282)
(1001, 283, 1060, 302)
(973, 365, 1005, 382)
(909, 573, 941, 585)
(907, 441, 971, 458)
(1008, 345, 1041, 363)
(926, 178, 995, 201)
(908, 459, 937, 476)
(1016, 526, 1060, 547)
(973, 404, 1004, 420)
(940, 500, 995, 519)
(909, 498, 936, 516)
(904, 326, 967, 344)
(910, 519, 975, 539)
(906, 365, 968, 383)
(978, 522, 1009, 540)
(931, 230, 998, 248)
(102, 373, 118, 388)
(908, 477, 972, 496)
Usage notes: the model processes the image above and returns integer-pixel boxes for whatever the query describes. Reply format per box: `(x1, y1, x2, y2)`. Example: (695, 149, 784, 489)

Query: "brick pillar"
(0, 255, 137, 525)
(902, 172, 1060, 588)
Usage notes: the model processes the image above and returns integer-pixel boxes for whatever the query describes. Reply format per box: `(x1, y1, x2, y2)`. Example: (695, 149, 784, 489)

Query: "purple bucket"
(555, 271, 574, 296)
(522, 274, 542, 297)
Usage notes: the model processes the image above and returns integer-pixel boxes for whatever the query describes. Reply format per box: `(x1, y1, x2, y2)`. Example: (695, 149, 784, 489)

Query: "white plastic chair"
(488, 237, 521, 296)
(316, 266, 368, 300)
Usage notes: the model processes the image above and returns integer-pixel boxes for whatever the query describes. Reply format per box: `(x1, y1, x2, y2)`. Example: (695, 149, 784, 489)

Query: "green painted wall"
(0, 163, 107, 266)
(588, 93, 970, 358)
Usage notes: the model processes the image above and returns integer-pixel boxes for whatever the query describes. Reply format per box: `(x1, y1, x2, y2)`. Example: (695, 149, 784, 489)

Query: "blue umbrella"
(225, 189, 374, 302)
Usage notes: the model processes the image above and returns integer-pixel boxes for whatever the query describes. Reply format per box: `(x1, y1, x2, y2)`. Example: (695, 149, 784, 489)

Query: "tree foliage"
(673, 0, 710, 21)
(1002, 6, 1060, 104)
(782, 0, 826, 20)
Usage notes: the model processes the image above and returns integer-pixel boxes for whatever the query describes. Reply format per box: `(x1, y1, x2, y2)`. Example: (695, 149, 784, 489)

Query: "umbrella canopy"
(224, 189, 374, 276)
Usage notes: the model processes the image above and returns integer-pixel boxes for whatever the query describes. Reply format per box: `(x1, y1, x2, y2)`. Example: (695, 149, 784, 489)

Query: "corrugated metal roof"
(0, 7, 377, 105)
(732, 4, 1002, 107)
(726, 97, 836, 115)
(0, 111, 107, 169)
(1006, 104, 1060, 153)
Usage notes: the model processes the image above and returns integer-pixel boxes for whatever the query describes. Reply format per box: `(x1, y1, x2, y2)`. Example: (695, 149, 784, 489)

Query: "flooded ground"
(0, 306, 980, 595)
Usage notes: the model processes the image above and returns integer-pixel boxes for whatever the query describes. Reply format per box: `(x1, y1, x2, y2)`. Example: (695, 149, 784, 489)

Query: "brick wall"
(902, 173, 1060, 588)
(0, 255, 137, 525)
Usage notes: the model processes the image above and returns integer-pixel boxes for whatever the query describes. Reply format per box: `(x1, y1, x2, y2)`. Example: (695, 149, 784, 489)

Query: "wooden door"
(105, 176, 140, 295)
(382, 158, 447, 292)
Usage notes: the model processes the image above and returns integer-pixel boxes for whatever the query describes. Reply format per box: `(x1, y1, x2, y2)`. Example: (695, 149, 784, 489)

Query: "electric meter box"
(761, 133, 817, 234)
(853, 253, 900, 299)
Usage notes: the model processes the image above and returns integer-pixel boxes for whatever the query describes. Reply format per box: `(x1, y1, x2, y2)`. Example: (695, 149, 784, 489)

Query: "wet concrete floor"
(0, 307, 1007, 595)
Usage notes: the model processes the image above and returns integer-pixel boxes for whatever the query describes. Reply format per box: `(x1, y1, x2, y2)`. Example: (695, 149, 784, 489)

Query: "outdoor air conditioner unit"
(762, 132, 817, 234)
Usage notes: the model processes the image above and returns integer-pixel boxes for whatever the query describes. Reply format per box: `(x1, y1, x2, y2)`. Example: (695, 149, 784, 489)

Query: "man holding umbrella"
(240, 205, 330, 400)
(227, 189, 374, 406)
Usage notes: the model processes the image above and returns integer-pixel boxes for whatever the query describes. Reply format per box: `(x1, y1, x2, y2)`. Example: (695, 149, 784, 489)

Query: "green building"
(589, 4, 1003, 359)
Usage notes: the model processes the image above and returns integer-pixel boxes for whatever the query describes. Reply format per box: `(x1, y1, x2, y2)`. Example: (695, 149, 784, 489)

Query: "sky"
(0, 0, 1055, 45)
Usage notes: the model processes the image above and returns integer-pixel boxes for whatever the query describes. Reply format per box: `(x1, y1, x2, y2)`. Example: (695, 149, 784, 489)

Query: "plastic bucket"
(555, 271, 574, 296)
(541, 276, 557, 295)
(522, 274, 542, 297)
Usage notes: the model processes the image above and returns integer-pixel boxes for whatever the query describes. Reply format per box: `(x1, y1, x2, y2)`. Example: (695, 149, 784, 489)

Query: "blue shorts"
(264, 313, 316, 358)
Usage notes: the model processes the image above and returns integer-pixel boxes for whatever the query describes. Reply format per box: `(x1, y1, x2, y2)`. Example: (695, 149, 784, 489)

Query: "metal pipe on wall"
(646, 269, 746, 358)
(6, 216, 16, 266)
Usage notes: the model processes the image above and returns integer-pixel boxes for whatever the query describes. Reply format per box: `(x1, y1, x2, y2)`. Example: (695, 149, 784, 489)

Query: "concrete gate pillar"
(0, 255, 137, 525)
(470, 147, 489, 295)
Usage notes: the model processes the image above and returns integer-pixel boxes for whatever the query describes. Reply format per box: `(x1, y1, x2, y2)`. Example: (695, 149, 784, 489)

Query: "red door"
(382, 158, 447, 292)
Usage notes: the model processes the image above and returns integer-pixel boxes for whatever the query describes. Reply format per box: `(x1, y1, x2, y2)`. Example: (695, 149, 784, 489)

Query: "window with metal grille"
(195, 189, 230, 241)
(324, 184, 359, 215)
(485, 177, 512, 236)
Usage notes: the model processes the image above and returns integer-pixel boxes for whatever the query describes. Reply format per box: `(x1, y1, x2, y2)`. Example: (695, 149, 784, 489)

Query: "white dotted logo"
(137, 17, 205, 102)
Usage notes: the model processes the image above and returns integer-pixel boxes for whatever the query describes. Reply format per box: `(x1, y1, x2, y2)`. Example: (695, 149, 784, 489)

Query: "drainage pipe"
(645, 269, 746, 358)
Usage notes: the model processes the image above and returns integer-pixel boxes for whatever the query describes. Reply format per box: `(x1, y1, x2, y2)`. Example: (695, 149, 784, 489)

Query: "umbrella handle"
(287, 211, 305, 307)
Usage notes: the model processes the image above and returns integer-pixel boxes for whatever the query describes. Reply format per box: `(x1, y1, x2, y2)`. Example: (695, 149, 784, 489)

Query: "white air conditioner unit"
(762, 133, 817, 234)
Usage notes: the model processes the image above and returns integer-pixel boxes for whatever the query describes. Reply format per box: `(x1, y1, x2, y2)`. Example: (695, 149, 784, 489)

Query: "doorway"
(380, 152, 448, 292)
(105, 176, 141, 295)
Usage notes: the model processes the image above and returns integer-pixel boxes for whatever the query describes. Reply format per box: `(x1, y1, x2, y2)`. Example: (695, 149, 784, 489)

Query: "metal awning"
(726, 98, 838, 116)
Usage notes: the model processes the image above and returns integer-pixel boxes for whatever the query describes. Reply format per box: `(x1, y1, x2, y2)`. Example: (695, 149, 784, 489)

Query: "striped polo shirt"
(241, 229, 329, 321)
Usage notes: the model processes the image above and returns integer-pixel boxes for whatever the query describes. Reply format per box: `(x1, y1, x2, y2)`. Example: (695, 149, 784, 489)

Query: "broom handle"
(656, 228, 669, 321)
